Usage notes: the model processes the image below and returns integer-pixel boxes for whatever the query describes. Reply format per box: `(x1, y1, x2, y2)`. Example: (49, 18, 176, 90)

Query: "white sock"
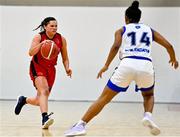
(144, 112, 152, 119)
(77, 120, 86, 126)
(143, 112, 160, 129)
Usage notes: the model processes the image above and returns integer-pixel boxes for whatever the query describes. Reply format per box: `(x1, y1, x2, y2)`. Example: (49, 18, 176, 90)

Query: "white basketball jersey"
(120, 23, 153, 60)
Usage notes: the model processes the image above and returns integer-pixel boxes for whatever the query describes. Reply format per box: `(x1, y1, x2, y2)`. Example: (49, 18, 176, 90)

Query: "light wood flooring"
(0, 100, 180, 137)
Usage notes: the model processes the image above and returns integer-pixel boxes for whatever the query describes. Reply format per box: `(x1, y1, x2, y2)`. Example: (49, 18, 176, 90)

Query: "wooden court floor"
(0, 100, 180, 137)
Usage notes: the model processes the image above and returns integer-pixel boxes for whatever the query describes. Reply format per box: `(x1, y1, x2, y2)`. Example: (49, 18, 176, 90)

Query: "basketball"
(41, 40, 59, 60)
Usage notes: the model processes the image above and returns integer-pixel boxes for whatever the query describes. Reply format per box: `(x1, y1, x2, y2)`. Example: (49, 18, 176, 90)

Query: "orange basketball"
(41, 40, 59, 60)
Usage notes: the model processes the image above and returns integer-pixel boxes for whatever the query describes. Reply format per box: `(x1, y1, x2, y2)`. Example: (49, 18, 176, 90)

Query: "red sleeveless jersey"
(32, 32, 63, 67)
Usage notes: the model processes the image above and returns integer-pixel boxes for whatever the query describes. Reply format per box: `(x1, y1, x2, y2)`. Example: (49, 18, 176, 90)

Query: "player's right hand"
(97, 65, 108, 79)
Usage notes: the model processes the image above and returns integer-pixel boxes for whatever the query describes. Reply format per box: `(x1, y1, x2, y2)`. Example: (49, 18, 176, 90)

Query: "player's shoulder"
(55, 32, 61, 37)
(116, 25, 128, 36)
(33, 33, 41, 40)
(53, 33, 63, 41)
(114, 28, 124, 37)
(57, 34, 66, 46)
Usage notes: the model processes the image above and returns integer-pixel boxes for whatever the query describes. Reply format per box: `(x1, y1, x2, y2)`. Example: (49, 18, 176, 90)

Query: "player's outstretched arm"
(97, 28, 123, 78)
(153, 30, 179, 69)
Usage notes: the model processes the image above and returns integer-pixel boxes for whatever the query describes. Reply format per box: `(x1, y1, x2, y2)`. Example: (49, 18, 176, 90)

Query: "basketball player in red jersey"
(14, 17, 72, 129)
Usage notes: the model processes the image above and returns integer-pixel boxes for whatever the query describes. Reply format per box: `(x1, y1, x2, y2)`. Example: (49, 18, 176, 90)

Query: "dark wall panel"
(1, 0, 180, 7)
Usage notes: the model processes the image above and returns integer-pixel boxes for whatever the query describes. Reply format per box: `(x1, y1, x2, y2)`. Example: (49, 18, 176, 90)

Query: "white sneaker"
(142, 117, 161, 135)
(64, 123, 86, 136)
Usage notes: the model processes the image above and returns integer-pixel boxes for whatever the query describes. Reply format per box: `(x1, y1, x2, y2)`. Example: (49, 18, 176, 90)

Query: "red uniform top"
(32, 32, 63, 68)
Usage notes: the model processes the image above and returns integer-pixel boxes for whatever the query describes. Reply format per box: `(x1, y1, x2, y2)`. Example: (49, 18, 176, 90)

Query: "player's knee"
(35, 100, 40, 106)
(39, 88, 49, 96)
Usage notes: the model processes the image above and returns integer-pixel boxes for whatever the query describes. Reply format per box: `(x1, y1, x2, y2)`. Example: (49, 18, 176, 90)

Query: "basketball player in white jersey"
(65, 1, 179, 136)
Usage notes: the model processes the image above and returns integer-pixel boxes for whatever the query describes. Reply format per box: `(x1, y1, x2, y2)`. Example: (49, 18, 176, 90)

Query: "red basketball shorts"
(29, 61, 56, 91)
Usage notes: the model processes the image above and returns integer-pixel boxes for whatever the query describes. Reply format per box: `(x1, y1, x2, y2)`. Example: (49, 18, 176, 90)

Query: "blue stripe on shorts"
(107, 80, 129, 93)
(135, 84, 154, 92)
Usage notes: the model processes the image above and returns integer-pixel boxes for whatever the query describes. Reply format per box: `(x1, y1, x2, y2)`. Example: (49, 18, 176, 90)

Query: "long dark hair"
(33, 17, 56, 31)
(125, 1, 141, 23)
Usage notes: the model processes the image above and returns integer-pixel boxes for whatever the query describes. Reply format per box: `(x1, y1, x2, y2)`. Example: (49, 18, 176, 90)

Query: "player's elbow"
(29, 49, 36, 56)
(29, 51, 33, 56)
(166, 44, 173, 51)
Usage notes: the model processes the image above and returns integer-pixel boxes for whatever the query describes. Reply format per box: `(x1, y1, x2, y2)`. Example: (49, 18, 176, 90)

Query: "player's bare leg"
(34, 76, 49, 113)
(141, 88, 160, 135)
(65, 86, 118, 136)
(34, 76, 54, 129)
(26, 95, 40, 106)
(82, 86, 118, 123)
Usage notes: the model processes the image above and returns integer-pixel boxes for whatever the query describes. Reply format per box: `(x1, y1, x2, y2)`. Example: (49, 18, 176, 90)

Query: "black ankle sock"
(42, 112, 48, 118)
(24, 97, 27, 104)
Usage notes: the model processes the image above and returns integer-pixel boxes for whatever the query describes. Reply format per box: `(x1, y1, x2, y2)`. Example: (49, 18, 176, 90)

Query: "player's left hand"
(169, 60, 179, 69)
(66, 68, 72, 78)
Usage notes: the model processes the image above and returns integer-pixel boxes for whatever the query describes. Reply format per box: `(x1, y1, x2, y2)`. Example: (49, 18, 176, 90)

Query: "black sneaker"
(14, 96, 26, 115)
(42, 112, 54, 129)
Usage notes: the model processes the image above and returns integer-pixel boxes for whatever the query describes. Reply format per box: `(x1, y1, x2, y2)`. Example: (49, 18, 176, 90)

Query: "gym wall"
(0, 5, 180, 103)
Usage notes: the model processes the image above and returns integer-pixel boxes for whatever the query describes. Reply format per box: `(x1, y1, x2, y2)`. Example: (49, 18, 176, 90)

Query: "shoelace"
(71, 122, 85, 130)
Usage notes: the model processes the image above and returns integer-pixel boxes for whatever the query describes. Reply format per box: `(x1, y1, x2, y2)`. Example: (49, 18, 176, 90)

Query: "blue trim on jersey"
(122, 56, 152, 62)
(151, 28, 154, 41)
(107, 80, 129, 93)
(121, 26, 126, 36)
(135, 84, 154, 92)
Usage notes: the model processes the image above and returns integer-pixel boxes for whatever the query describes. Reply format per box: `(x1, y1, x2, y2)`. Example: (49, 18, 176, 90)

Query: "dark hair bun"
(131, 1, 139, 9)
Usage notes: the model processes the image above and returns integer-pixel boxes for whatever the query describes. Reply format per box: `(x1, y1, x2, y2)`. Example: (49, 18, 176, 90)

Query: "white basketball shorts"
(107, 58, 155, 92)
